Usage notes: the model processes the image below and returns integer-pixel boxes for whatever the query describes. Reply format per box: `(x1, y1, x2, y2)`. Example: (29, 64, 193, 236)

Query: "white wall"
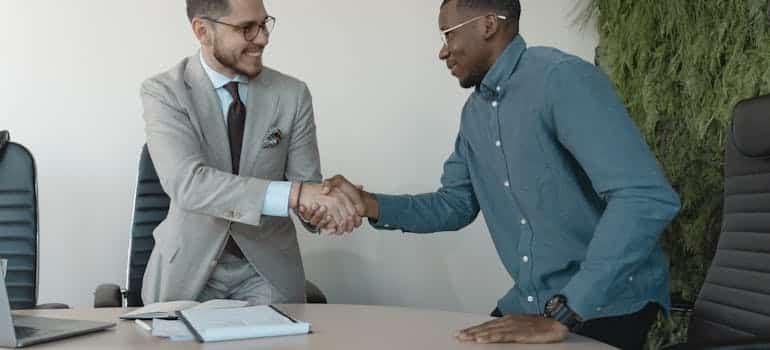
(0, 1, 597, 312)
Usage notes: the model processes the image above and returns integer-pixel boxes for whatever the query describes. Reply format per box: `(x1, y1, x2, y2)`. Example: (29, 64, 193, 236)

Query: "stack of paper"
(126, 299, 250, 342)
(179, 305, 311, 342)
(151, 319, 195, 341)
(121, 299, 249, 320)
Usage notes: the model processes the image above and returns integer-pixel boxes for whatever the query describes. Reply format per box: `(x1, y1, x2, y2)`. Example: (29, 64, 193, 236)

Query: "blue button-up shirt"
(371, 35, 680, 321)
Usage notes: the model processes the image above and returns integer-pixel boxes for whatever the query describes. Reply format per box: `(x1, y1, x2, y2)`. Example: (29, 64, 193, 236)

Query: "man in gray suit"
(140, 0, 361, 305)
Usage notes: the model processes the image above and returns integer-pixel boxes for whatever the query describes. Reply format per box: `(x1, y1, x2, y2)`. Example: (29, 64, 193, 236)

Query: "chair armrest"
(0, 130, 9, 155)
(305, 280, 327, 304)
(665, 338, 770, 350)
(93, 283, 124, 308)
(670, 293, 694, 313)
(34, 303, 69, 309)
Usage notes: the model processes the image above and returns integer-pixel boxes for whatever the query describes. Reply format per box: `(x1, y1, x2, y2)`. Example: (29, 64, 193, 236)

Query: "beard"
(212, 37, 263, 78)
(459, 72, 483, 89)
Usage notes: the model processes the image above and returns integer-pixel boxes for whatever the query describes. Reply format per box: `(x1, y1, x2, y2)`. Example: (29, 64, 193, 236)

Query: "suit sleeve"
(141, 78, 270, 226)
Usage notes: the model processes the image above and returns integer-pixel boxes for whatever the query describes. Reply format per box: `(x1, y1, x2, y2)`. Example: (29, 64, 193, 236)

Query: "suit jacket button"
(210, 260, 218, 268)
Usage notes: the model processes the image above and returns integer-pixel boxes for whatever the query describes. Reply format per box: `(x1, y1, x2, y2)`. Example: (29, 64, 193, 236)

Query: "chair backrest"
(0, 134, 39, 310)
(689, 95, 770, 343)
(124, 144, 169, 307)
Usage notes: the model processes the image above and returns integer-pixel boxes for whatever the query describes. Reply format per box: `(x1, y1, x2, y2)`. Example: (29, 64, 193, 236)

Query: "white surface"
(0, 0, 598, 311)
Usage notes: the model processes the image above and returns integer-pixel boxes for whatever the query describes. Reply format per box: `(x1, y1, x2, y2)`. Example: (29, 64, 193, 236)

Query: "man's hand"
(290, 182, 360, 233)
(455, 315, 569, 344)
(299, 175, 379, 234)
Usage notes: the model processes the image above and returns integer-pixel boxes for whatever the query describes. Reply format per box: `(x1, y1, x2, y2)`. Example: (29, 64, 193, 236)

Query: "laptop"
(0, 277, 115, 348)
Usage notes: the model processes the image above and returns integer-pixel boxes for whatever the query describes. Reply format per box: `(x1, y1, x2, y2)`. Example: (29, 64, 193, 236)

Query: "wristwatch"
(543, 295, 583, 332)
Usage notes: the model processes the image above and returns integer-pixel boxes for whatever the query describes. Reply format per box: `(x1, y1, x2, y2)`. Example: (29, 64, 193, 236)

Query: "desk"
(16, 304, 617, 349)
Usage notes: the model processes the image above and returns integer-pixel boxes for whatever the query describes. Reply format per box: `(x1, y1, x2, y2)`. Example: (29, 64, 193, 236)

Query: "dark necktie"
(223, 82, 246, 259)
(224, 82, 245, 175)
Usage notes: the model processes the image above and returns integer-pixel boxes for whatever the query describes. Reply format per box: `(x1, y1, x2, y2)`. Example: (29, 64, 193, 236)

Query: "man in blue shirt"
(303, 0, 680, 348)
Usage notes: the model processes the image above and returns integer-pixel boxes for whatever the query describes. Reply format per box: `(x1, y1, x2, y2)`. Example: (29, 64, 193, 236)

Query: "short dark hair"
(440, 0, 521, 21)
(186, 0, 231, 22)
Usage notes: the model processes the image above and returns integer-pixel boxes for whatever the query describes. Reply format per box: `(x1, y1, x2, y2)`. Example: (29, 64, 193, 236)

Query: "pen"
(134, 319, 152, 332)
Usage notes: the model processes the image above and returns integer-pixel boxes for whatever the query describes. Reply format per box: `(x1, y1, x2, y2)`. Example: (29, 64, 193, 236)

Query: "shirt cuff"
(262, 181, 292, 217)
(367, 193, 403, 231)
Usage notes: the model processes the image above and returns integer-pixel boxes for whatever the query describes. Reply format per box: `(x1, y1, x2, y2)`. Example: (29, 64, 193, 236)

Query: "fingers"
(331, 188, 357, 232)
(322, 175, 367, 217)
(302, 179, 364, 234)
(309, 204, 327, 227)
(456, 317, 516, 342)
(455, 316, 568, 344)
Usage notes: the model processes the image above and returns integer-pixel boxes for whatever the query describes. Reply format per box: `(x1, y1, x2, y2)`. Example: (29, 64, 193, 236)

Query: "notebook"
(120, 299, 248, 320)
(178, 305, 310, 342)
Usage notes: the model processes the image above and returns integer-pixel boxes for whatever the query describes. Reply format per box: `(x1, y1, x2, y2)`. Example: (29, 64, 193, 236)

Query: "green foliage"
(586, 1, 770, 348)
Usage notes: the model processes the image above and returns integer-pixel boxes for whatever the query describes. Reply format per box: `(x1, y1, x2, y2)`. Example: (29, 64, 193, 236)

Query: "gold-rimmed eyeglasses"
(440, 14, 507, 46)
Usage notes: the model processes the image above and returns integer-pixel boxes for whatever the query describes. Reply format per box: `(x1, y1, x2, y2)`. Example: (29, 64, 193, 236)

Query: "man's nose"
(253, 30, 269, 46)
(438, 44, 449, 60)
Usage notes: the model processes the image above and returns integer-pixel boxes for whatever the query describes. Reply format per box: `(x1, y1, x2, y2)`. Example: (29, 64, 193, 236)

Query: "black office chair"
(0, 131, 67, 310)
(664, 96, 770, 349)
(94, 144, 327, 307)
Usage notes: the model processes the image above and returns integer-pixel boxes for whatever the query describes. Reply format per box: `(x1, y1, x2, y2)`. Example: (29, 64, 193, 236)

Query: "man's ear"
(482, 14, 500, 40)
(192, 18, 214, 46)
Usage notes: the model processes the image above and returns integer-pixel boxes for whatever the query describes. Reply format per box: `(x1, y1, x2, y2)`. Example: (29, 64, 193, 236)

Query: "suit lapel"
(240, 70, 280, 174)
(184, 54, 233, 173)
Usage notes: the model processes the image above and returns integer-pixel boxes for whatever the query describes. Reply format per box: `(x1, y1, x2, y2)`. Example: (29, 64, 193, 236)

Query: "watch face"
(545, 295, 566, 315)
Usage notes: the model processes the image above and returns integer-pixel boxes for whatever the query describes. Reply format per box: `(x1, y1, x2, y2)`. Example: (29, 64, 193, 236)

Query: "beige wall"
(0, 0, 598, 311)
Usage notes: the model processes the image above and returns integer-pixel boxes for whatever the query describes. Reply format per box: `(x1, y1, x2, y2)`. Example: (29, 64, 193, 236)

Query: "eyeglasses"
(201, 16, 276, 42)
(440, 14, 507, 46)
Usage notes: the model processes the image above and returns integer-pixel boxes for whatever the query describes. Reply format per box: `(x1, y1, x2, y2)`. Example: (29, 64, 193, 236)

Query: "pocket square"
(263, 127, 283, 148)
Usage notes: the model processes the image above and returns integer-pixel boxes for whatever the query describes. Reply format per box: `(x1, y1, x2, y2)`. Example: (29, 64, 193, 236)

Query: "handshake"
(288, 175, 377, 234)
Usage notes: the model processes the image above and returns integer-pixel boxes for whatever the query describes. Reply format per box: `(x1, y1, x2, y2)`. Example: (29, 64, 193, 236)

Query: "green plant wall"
(585, 1, 770, 348)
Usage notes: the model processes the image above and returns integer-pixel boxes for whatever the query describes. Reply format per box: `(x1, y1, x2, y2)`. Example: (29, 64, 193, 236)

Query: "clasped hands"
(290, 175, 373, 234)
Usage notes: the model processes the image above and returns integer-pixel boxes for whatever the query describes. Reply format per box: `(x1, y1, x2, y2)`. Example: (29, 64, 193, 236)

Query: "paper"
(180, 305, 310, 342)
(121, 299, 248, 320)
(152, 319, 195, 342)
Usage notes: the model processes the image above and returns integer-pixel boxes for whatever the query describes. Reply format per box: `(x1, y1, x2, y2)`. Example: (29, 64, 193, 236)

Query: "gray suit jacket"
(139, 53, 321, 304)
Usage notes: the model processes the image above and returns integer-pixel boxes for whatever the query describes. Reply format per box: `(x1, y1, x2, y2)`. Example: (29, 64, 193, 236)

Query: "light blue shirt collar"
(198, 51, 250, 122)
(199, 51, 249, 89)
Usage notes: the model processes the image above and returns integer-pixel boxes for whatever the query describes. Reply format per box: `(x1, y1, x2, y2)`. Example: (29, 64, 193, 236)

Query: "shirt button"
(520, 218, 527, 225)
(496, 86, 501, 92)
(384, 224, 391, 228)
(504, 181, 510, 187)
(527, 296, 534, 303)
(491, 101, 499, 108)
(628, 276, 634, 282)
(495, 140, 501, 147)
(596, 307, 603, 312)
(522, 256, 529, 263)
